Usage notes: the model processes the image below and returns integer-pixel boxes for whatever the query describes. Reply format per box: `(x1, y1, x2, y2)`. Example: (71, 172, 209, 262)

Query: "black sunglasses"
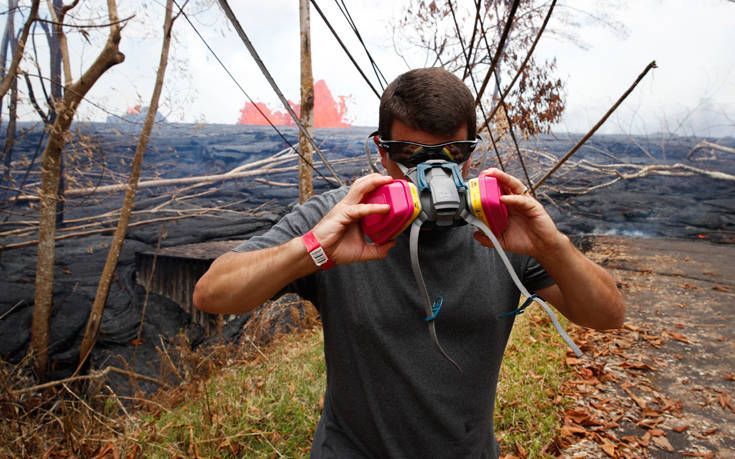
(373, 134, 479, 168)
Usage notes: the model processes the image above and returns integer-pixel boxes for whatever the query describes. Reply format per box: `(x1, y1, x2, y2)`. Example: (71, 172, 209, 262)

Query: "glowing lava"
(238, 80, 352, 128)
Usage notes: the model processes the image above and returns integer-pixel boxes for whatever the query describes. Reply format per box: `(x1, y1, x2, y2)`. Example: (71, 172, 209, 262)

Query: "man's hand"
(472, 168, 625, 330)
(194, 173, 398, 315)
(472, 168, 565, 259)
(311, 173, 397, 265)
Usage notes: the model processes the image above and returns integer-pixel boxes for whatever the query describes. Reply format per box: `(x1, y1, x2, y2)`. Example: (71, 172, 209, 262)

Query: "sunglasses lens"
(381, 140, 475, 167)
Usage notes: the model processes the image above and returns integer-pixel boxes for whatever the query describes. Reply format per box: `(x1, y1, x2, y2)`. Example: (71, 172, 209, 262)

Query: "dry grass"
(0, 295, 319, 458)
(0, 297, 574, 458)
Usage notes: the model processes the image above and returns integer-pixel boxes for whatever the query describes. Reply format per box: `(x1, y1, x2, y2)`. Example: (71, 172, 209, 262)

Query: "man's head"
(378, 67, 476, 141)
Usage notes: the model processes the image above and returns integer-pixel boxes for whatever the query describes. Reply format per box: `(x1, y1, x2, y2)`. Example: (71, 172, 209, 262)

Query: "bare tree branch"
(0, 0, 40, 99)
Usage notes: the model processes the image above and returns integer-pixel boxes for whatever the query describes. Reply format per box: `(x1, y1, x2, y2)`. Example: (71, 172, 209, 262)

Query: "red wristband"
(302, 230, 335, 270)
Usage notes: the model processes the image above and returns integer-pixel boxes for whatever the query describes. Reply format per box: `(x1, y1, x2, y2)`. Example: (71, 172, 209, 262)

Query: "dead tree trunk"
(77, 0, 176, 372)
(0, 0, 16, 126)
(31, 0, 125, 381)
(298, 0, 314, 204)
(0, 0, 39, 100)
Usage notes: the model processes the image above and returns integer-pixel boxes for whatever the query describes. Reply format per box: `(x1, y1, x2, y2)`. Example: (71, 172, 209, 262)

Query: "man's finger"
(480, 168, 525, 195)
(362, 239, 396, 261)
(500, 194, 543, 216)
(344, 173, 393, 204)
(344, 203, 391, 220)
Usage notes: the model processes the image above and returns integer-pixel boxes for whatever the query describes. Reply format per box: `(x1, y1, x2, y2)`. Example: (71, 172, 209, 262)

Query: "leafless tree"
(77, 0, 181, 373)
(31, 0, 125, 381)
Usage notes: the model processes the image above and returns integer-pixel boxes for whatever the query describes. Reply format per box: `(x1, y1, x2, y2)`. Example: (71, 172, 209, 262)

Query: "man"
(193, 67, 624, 458)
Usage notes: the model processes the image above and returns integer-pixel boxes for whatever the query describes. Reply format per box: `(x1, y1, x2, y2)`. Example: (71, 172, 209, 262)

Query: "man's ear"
(461, 152, 473, 177)
(375, 135, 390, 169)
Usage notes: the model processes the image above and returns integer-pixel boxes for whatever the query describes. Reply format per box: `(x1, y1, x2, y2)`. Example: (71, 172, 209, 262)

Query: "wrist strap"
(302, 230, 335, 270)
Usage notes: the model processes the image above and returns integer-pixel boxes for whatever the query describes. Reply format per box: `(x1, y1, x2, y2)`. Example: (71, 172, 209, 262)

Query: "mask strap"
(364, 135, 380, 173)
(409, 217, 463, 372)
(463, 213, 583, 358)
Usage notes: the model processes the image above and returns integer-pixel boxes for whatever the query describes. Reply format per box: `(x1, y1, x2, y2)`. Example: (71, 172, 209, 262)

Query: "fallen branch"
(10, 365, 170, 396)
(254, 178, 298, 187)
(11, 156, 362, 202)
(533, 60, 658, 191)
(688, 140, 735, 160)
(552, 162, 735, 195)
(1, 214, 198, 251)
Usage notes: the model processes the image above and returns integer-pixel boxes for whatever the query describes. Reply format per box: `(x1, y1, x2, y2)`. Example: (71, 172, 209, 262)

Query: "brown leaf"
(566, 357, 583, 366)
(515, 442, 528, 459)
(674, 425, 689, 432)
(702, 427, 719, 436)
(652, 434, 675, 451)
(718, 393, 733, 412)
(641, 408, 663, 418)
(620, 360, 655, 371)
(726, 373, 735, 381)
(712, 285, 729, 291)
(624, 388, 647, 409)
(668, 332, 692, 343)
(600, 439, 617, 457)
(681, 283, 698, 290)
(561, 425, 587, 436)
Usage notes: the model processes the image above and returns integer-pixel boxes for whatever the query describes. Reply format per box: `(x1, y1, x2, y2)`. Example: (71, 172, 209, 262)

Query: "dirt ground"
(555, 236, 734, 458)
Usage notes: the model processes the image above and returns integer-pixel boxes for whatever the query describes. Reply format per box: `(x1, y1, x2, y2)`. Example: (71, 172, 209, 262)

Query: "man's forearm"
(535, 234, 625, 330)
(193, 237, 317, 315)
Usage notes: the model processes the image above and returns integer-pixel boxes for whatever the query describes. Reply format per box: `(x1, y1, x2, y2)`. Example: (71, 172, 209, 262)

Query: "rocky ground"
(553, 236, 735, 458)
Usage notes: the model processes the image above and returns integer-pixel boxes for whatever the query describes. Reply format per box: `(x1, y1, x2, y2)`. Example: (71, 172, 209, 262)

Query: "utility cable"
(475, 7, 535, 196)
(310, 0, 381, 99)
(478, 0, 557, 135)
(333, 0, 388, 90)
(448, 0, 505, 171)
(217, 0, 344, 186)
(474, 0, 520, 106)
(172, 0, 338, 188)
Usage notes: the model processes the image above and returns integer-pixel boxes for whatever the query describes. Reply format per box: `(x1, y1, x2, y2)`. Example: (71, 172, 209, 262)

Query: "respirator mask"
(361, 134, 582, 372)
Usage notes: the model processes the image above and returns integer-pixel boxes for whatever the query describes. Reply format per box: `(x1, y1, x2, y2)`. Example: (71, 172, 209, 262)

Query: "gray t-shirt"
(235, 186, 555, 458)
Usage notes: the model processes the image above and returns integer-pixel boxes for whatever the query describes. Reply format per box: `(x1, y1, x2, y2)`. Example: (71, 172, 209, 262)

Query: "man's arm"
(474, 169, 625, 330)
(193, 173, 396, 315)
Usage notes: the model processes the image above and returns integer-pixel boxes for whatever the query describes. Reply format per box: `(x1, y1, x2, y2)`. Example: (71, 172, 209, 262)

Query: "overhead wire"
(171, 0, 341, 188)
(216, 0, 344, 186)
(333, 0, 388, 91)
(475, 2, 535, 196)
(474, 0, 520, 106)
(309, 0, 381, 99)
(448, 0, 505, 171)
(478, 0, 558, 134)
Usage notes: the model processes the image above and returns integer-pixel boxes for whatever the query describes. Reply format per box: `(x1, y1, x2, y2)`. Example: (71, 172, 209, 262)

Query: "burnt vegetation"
(0, 0, 734, 456)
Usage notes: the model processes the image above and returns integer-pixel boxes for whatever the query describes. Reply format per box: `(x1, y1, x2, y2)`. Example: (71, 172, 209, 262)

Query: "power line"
(216, 0, 344, 186)
(309, 0, 381, 99)
(333, 0, 388, 91)
(171, 0, 340, 188)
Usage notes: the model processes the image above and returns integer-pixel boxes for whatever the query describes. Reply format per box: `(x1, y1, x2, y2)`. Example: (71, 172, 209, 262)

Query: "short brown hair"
(378, 68, 476, 140)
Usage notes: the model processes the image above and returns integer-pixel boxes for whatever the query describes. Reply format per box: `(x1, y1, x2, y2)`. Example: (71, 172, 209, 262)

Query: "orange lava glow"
(238, 80, 351, 128)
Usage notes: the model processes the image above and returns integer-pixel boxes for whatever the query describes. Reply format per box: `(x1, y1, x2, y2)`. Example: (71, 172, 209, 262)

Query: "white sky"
(6, 0, 735, 136)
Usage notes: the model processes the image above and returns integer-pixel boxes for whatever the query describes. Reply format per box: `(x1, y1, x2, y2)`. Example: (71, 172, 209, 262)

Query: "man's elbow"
(192, 277, 213, 312)
(193, 271, 232, 314)
(598, 294, 626, 330)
